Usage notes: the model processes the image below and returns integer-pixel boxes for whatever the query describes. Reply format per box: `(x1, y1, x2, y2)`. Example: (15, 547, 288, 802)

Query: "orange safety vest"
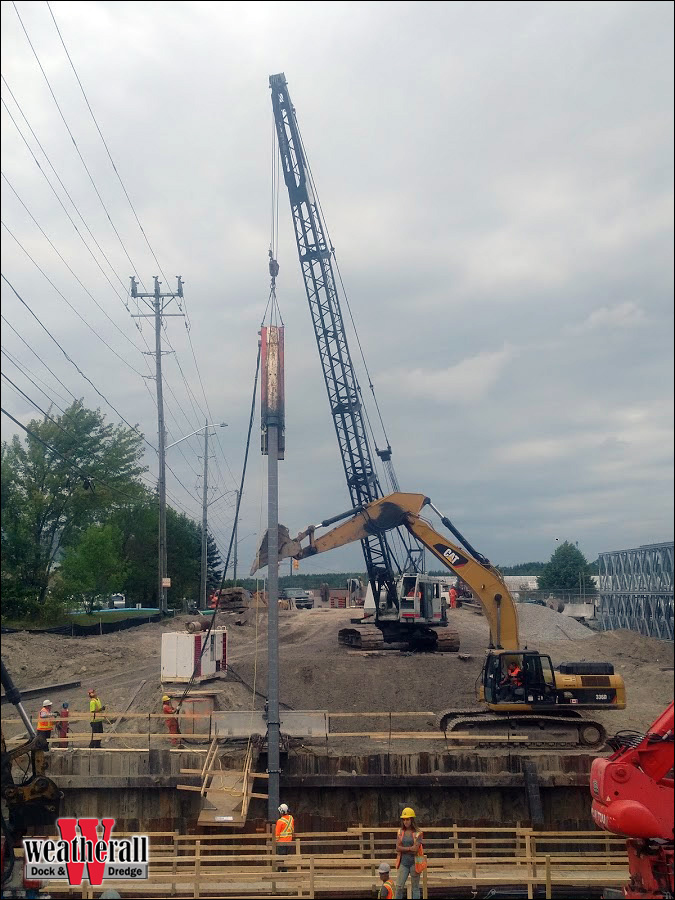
(36, 707, 54, 731)
(395, 828, 423, 868)
(275, 814, 294, 842)
(379, 878, 395, 899)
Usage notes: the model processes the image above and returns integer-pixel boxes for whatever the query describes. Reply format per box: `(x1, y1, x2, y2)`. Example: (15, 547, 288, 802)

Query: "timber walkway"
(28, 826, 628, 898)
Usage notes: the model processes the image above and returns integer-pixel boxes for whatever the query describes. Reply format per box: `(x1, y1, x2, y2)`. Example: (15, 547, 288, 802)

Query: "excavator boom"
(279, 492, 520, 650)
(590, 702, 674, 899)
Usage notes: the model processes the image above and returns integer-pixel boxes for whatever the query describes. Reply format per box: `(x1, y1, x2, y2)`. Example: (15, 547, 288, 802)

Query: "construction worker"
(449, 585, 458, 609)
(395, 807, 423, 899)
(275, 803, 294, 857)
(36, 699, 56, 750)
(55, 702, 70, 748)
(88, 689, 105, 748)
(499, 662, 524, 701)
(377, 861, 395, 899)
(162, 695, 181, 746)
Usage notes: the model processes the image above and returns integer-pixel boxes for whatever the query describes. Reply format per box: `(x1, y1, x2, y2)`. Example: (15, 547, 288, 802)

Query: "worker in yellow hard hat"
(394, 807, 424, 898)
(162, 694, 181, 747)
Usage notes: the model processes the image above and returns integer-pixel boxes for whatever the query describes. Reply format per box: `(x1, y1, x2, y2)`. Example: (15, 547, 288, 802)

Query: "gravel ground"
(2, 604, 672, 748)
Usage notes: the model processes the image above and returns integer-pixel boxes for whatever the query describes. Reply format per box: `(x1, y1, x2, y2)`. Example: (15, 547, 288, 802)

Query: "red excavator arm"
(590, 701, 674, 898)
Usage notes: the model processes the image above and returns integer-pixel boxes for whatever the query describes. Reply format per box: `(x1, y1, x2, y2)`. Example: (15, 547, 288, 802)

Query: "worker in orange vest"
(448, 586, 458, 609)
(36, 699, 56, 750)
(275, 803, 294, 858)
(162, 695, 181, 746)
(499, 662, 524, 700)
(377, 861, 395, 898)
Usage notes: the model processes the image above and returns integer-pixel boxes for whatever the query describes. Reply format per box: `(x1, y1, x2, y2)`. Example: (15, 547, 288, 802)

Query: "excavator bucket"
(250, 525, 302, 575)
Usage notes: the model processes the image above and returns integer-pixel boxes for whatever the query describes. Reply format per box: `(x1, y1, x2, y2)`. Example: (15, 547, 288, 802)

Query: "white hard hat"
(43, 699, 53, 706)
(278, 803, 289, 815)
(378, 862, 391, 874)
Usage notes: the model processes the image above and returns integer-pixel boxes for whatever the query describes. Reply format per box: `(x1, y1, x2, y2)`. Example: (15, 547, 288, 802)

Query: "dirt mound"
(517, 602, 594, 642)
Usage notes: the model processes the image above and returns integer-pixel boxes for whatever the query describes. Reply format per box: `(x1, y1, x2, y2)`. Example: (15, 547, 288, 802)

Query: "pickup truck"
(281, 589, 314, 609)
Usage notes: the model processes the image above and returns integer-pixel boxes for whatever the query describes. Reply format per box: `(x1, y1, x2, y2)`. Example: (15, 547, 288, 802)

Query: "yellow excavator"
(257, 492, 626, 749)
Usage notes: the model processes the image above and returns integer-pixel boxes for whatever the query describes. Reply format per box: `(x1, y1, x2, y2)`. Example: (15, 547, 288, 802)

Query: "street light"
(167, 421, 227, 609)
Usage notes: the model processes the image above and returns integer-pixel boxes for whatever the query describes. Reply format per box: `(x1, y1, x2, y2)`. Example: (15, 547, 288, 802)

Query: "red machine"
(591, 701, 674, 898)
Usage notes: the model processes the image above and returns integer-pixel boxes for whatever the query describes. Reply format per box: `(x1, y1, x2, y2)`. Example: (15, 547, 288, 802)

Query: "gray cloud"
(1, 0, 672, 574)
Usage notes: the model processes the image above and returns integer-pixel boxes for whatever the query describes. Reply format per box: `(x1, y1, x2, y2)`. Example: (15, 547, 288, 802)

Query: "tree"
(538, 542, 597, 596)
(206, 532, 223, 592)
(56, 524, 128, 614)
(1, 402, 146, 618)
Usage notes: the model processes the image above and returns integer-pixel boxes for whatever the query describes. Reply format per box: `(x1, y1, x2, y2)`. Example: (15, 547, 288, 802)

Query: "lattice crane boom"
(270, 72, 400, 596)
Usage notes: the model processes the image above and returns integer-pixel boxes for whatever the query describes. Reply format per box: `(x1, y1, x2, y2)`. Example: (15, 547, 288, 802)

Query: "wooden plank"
(0, 679, 81, 705)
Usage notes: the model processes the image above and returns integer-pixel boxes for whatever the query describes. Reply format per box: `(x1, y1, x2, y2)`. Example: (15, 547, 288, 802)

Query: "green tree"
(206, 532, 223, 592)
(56, 524, 128, 614)
(111, 498, 159, 607)
(538, 542, 597, 596)
(1, 402, 146, 618)
(166, 509, 201, 606)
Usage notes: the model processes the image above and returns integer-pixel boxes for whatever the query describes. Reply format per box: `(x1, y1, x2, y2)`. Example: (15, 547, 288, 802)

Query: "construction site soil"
(2, 604, 673, 750)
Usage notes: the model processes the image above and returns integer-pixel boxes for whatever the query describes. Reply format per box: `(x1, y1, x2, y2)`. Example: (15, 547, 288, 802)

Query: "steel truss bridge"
(598, 541, 674, 640)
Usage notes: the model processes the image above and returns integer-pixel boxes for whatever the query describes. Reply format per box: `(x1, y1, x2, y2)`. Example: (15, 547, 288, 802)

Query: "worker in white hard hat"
(36, 699, 56, 750)
(275, 803, 294, 869)
(395, 807, 424, 899)
(377, 861, 395, 899)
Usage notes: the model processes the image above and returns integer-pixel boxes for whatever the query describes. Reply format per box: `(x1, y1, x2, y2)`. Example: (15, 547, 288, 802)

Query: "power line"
(1, 347, 67, 413)
(1, 218, 147, 379)
(2, 348, 200, 520)
(9, 25, 214, 470)
(1, 406, 146, 505)
(1, 272, 156, 454)
(0, 87, 131, 301)
(1, 313, 78, 403)
(12, 2, 148, 290)
(1, 86, 202, 433)
(45, 1, 171, 289)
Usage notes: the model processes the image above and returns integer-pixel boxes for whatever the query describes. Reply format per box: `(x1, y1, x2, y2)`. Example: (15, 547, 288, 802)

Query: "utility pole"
(131, 275, 184, 614)
(201, 420, 209, 610)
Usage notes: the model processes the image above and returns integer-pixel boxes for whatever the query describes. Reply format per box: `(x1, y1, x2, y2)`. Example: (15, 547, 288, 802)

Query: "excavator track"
(338, 626, 460, 652)
(437, 708, 607, 750)
(338, 626, 386, 650)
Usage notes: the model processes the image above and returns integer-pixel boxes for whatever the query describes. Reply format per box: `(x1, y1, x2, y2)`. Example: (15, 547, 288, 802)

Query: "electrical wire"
(1, 216, 147, 379)
(0, 406, 147, 505)
(0, 323, 77, 403)
(12, 2, 149, 291)
(173, 342, 261, 714)
(1, 272, 157, 454)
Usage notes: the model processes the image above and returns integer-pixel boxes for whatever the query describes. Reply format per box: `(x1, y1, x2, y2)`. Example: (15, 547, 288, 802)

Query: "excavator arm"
(590, 702, 674, 899)
(591, 701, 674, 841)
(266, 492, 520, 651)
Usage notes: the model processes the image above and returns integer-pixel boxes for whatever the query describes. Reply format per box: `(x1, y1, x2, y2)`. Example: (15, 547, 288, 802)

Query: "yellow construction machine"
(256, 492, 626, 749)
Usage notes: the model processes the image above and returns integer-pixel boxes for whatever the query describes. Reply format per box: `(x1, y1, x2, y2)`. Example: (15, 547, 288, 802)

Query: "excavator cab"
(397, 575, 445, 625)
(483, 651, 557, 708)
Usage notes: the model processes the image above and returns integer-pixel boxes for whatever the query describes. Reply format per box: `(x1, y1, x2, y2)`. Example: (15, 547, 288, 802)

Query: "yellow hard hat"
(401, 807, 416, 818)
(162, 695, 171, 702)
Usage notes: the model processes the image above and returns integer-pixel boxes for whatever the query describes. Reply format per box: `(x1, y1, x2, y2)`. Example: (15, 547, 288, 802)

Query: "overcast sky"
(1, 0, 673, 578)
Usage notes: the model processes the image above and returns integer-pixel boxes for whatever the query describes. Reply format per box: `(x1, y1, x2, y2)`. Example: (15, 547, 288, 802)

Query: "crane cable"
(172, 343, 261, 717)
